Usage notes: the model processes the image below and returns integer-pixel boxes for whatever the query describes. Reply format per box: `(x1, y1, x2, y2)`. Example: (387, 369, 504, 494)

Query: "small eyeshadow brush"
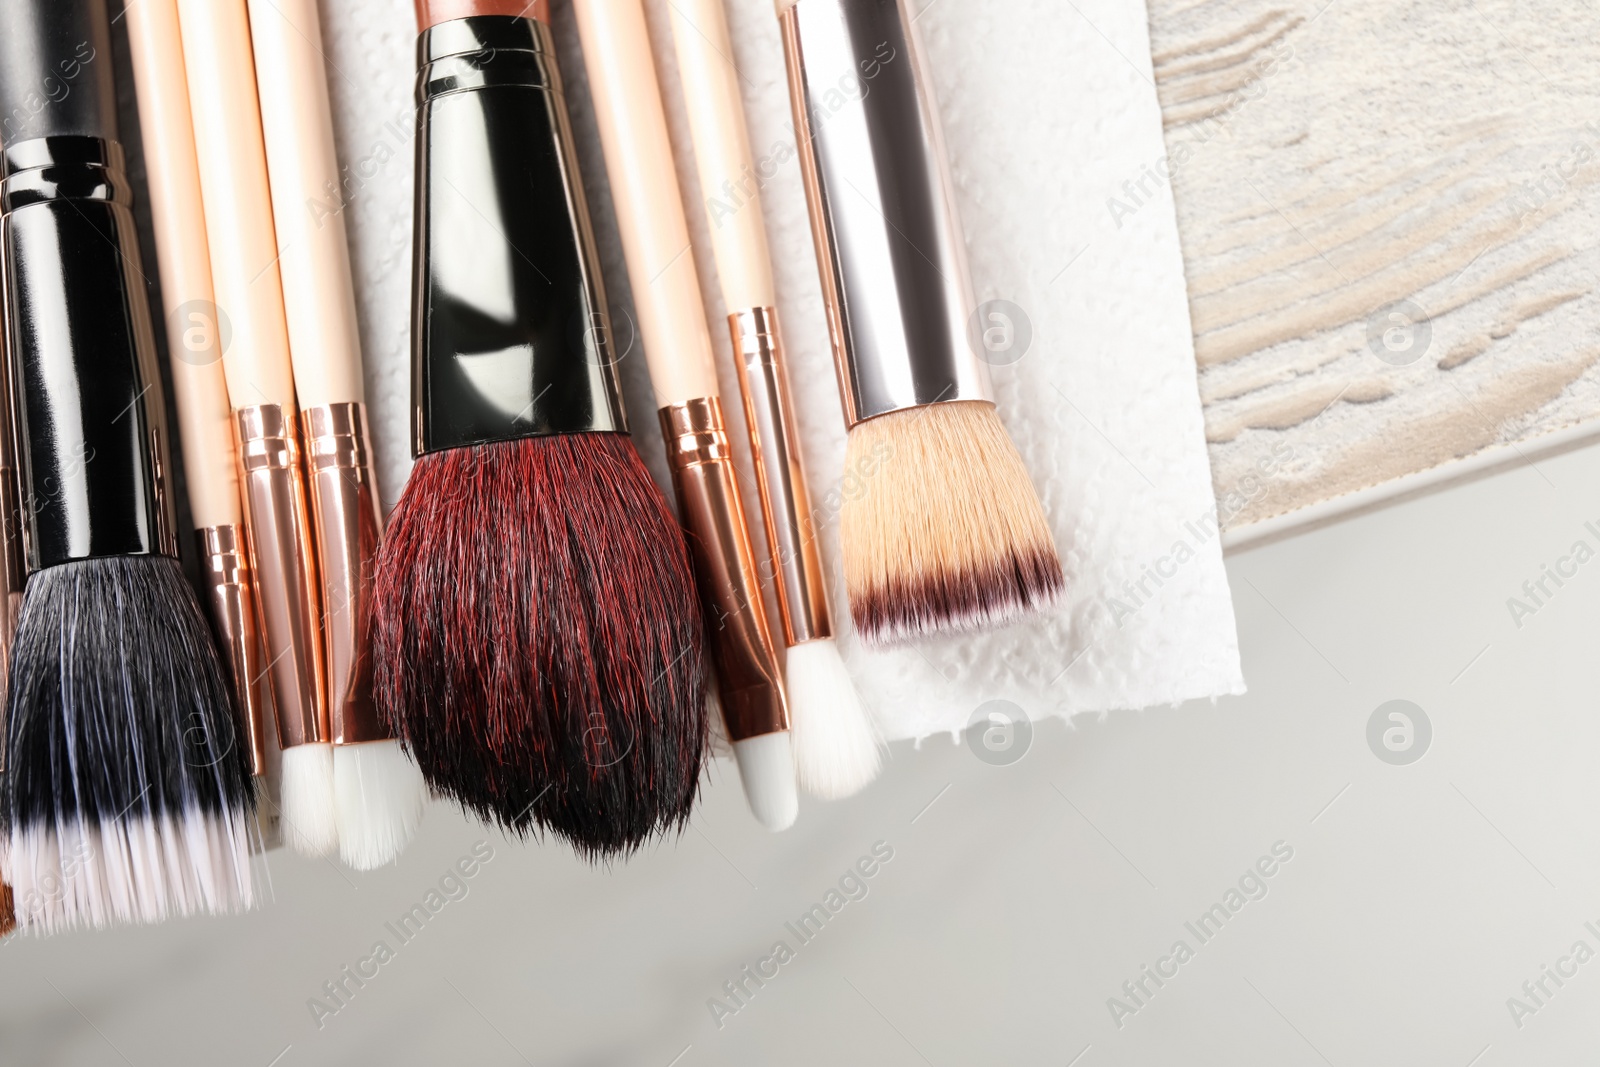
(667, 0, 882, 799)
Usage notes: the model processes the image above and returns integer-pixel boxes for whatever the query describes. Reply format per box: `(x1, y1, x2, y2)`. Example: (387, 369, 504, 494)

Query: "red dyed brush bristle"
(372, 433, 707, 859)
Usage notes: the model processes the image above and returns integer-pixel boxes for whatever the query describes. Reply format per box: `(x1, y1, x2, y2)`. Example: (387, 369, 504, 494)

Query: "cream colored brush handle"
(575, 0, 719, 405)
(176, 0, 296, 411)
(247, 0, 365, 407)
(667, 0, 775, 311)
(125, 0, 242, 529)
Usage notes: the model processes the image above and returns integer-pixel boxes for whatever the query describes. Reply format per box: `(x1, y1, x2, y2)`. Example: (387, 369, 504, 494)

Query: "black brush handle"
(0, 0, 115, 146)
(411, 15, 626, 454)
(1, 132, 176, 570)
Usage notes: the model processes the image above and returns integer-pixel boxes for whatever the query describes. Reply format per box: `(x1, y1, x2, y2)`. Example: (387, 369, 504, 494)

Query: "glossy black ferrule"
(411, 15, 626, 456)
(0, 0, 116, 146)
(1, 136, 176, 572)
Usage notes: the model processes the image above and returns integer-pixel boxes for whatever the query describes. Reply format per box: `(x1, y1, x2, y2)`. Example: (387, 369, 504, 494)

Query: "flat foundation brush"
(0, 0, 256, 932)
(249, 0, 426, 870)
(374, 1, 706, 859)
(576, 0, 798, 830)
(777, 0, 1064, 646)
(178, 0, 336, 857)
(668, 0, 882, 799)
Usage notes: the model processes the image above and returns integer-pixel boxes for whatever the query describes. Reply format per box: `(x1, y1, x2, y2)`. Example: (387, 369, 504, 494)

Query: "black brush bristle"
(373, 434, 708, 861)
(3, 556, 254, 829)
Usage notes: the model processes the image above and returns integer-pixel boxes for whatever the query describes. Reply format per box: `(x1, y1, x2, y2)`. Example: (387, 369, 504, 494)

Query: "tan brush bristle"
(842, 400, 1063, 646)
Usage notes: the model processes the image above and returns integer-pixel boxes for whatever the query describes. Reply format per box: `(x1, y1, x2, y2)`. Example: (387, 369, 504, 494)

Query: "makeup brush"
(375, 1, 706, 858)
(177, 0, 336, 856)
(576, 0, 798, 830)
(777, 0, 1063, 646)
(0, 193, 24, 939)
(247, 0, 426, 870)
(126, 0, 275, 817)
(0, 0, 256, 932)
(667, 0, 881, 799)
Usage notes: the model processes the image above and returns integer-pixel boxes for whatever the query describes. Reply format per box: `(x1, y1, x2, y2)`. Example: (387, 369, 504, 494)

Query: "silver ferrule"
(0, 460, 20, 776)
(0, 421, 21, 780)
(781, 0, 991, 426)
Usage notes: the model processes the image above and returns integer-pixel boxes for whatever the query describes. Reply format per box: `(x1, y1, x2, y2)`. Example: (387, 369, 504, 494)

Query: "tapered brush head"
(731, 733, 799, 832)
(1, 556, 256, 933)
(785, 639, 883, 799)
(373, 434, 708, 861)
(279, 743, 338, 857)
(334, 741, 428, 870)
(842, 400, 1064, 646)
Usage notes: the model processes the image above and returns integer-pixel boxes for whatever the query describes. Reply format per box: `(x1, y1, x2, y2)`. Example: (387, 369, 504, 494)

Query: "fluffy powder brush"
(778, 0, 1064, 645)
(0, 0, 256, 933)
(372, 1, 707, 859)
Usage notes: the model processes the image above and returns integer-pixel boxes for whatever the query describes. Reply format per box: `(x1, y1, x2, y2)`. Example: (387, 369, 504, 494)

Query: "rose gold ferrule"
(659, 397, 789, 743)
(234, 404, 328, 751)
(729, 307, 832, 647)
(302, 402, 389, 746)
(196, 524, 272, 776)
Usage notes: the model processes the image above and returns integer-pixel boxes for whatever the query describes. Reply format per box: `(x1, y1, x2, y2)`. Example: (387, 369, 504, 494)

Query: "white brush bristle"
(732, 732, 799, 831)
(334, 741, 428, 870)
(785, 639, 883, 799)
(280, 743, 338, 857)
(5, 810, 254, 934)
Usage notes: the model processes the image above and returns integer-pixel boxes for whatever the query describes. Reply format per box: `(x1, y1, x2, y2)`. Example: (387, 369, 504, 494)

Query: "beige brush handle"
(176, 0, 296, 411)
(575, 0, 720, 405)
(668, 0, 775, 311)
(125, 0, 242, 529)
(247, 0, 365, 407)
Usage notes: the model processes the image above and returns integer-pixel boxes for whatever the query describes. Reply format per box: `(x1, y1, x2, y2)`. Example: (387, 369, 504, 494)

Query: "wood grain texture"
(1145, 0, 1600, 532)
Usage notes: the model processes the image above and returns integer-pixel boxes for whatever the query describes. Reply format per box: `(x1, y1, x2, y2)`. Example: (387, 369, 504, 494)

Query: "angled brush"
(777, 0, 1063, 646)
(0, 0, 255, 933)
(576, 0, 798, 830)
(667, 0, 882, 799)
(373, 1, 706, 859)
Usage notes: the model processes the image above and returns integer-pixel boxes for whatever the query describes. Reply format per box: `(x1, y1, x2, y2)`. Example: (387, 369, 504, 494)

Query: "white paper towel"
(314, 0, 1243, 742)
